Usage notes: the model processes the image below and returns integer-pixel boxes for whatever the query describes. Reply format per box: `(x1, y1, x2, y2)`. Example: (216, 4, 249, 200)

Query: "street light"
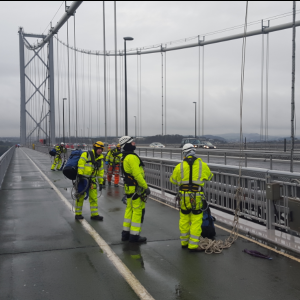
(193, 102, 196, 138)
(63, 98, 67, 144)
(123, 36, 134, 135)
(134, 116, 136, 140)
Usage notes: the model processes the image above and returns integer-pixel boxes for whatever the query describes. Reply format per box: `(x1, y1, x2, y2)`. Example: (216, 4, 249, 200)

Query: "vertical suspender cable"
(57, 33, 61, 140)
(137, 54, 139, 138)
(161, 50, 164, 137)
(114, 1, 118, 139)
(74, 14, 78, 141)
(139, 54, 142, 138)
(67, 19, 71, 141)
(198, 36, 201, 137)
(103, 1, 107, 142)
(260, 20, 264, 141)
(291, 1, 296, 172)
(165, 49, 167, 140)
(265, 21, 270, 142)
(202, 37, 205, 136)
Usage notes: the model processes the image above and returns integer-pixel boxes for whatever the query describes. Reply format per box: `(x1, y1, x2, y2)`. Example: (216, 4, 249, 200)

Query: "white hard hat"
(182, 143, 195, 155)
(119, 136, 133, 148)
(61, 142, 65, 145)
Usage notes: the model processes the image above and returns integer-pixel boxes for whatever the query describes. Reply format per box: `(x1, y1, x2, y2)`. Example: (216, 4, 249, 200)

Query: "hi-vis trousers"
(51, 155, 62, 170)
(107, 164, 120, 184)
(75, 183, 99, 217)
(122, 196, 145, 241)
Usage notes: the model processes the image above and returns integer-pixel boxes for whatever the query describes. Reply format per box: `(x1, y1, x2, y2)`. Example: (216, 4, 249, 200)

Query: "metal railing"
(0, 146, 15, 189)
(135, 147, 300, 171)
(140, 156, 300, 234)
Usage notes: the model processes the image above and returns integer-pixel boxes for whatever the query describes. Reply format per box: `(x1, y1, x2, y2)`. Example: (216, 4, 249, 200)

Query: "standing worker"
(170, 143, 213, 252)
(75, 141, 105, 221)
(119, 136, 151, 243)
(51, 142, 66, 171)
(105, 144, 122, 187)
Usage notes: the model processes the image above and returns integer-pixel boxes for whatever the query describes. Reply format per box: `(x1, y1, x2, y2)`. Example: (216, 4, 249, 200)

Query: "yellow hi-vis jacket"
(77, 150, 104, 184)
(55, 145, 66, 156)
(105, 149, 122, 165)
(123, 154, 148, 195)
(170, 156, 213, 187)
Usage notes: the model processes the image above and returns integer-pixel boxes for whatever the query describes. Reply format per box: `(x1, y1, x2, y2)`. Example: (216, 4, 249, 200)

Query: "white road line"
(22, 149, 155, 300)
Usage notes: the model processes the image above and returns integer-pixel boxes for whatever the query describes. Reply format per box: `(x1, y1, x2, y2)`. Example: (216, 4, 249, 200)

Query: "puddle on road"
(108, 207, 121, 212)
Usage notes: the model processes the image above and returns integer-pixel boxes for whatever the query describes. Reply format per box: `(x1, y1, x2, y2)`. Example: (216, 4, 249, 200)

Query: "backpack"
(201, 206, 216, 238)
(63, 149, 84, 180)
(49, 148, 56, 156)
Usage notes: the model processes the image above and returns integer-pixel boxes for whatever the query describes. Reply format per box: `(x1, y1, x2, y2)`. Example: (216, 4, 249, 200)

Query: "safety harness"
(121, 152, 147, 202)
(179, 156, 207, 215)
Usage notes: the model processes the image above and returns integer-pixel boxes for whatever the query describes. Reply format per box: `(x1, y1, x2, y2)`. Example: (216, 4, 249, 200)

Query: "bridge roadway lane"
(0, 148, 300, 300)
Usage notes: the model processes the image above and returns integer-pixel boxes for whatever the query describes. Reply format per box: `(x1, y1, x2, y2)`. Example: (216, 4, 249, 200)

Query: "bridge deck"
(1, 148, 300, 300)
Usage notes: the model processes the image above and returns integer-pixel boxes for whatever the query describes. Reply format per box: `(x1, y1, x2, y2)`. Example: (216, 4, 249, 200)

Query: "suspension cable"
(202, 38, 205, 136)
(74, 14, 78, 141)
(265, 23, 270, 142)
(67, 19, 71, 141)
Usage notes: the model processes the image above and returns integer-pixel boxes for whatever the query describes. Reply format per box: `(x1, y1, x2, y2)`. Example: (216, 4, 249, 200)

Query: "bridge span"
(1, 147, 300, 299)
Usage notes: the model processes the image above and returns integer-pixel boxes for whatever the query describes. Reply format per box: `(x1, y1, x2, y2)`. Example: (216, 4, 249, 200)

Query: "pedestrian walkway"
(1, 148, 300, 300)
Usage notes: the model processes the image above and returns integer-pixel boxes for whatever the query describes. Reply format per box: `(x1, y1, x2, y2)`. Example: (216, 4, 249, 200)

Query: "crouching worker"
(119, 136, 151, 243)
(51, 142, 66, 171)
(105, 144, 122, 187)
(170, 143, 213, 252)
(75, 141, 105, 221)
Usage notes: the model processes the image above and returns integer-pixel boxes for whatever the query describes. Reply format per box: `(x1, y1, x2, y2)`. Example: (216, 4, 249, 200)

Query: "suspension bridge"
(1, 1, 300, 299)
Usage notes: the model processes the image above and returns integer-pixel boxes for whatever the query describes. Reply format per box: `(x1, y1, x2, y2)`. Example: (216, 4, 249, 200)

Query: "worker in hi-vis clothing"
(105, 144, 122, 187)
(170, 143, 213, 252)
(75, 141, 105, 221)
(119, 136, 151, 243)
(51, 142, 66, 171)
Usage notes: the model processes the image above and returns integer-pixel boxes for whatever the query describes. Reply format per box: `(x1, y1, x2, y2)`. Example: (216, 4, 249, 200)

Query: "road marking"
(22, 149, 155, 300)
(149, 195, 300, 263)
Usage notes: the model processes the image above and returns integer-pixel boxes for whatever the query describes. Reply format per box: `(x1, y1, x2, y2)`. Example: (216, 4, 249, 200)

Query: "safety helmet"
(182, 143, 195, 155)
(119, 136, 133, 148)
(93, 141, 104, 149)
(60, 142, 64, 146)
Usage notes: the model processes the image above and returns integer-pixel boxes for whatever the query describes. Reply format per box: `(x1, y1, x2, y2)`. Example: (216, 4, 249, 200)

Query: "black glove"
(77, 175, 84, 181)
(99, 184, 103, 191)
(145, 187, 151, 195)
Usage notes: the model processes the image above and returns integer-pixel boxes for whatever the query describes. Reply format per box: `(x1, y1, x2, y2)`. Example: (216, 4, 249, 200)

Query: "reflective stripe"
(80, 157, 87, 162)
(75, 205, 82, 209)
(190, 234, 200, 240)
(123, 227, 130, 231)
(99, 167, 104, 171)
(78, 167, 84, 170)
(197, 160, 202, 182)
(90, 206, 98, 210)
(189, 240, 199, 245)
(180, 232, 189, 236)
(208, 173, 213, 180)
(171, 177, 179, 185)
(130, 230, 140, 235)
(97, 176, 103, 179)
(181, 238, 189, 242)
(124, 218, 131, 223)
(85, 163, 92, 167)
(131, 222, 141, 227)
(180, 162, 184, 179)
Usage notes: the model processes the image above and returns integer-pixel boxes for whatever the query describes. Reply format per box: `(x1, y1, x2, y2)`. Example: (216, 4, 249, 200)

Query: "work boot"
(129, 236, 147, 243)
(90, 215, 103, 221)
(189, 246, 205, 252)
(114, 184, 119, 187)
(108, 181, 111, 186)
(75, 215, 84, 220)
(51, 169, 55, 171)
(182, 245, 188, 249)
(122, 231, 130, 241)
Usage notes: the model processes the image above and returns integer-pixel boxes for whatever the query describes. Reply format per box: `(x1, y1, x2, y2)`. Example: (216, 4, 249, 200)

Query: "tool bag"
(201, 206, 216, 238)
(49, 148, 56, 156)
(63, 149, 83, 180)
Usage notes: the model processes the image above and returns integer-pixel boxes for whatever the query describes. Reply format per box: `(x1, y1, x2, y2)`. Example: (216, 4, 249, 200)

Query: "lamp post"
(134, 116, 136, 140)
(123, 36, 134, 135)
(193, 102, 196, 138)
(63, 98, 67, 144)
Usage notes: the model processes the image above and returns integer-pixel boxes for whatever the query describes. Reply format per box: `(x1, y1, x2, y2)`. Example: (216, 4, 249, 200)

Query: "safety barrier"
(141, 156, 300, 234)
(0, 146, 15, 189)
(136, 147, 300, 171)
(30, 145, 300, 234)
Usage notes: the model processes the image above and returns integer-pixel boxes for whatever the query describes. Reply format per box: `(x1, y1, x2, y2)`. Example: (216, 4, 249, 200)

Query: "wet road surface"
(1, 148, 300, 300)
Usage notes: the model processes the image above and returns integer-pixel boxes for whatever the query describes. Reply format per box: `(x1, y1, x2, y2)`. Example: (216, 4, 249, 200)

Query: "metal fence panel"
(0, 146, 15, 189)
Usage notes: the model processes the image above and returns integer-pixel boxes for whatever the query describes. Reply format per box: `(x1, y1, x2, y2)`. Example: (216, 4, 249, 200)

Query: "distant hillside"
(217, 133, 289, 142)
(199, 135, 227, 143)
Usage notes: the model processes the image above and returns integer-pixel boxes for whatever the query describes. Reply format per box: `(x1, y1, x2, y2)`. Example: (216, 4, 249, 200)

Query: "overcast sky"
(0, 1, 299, 139)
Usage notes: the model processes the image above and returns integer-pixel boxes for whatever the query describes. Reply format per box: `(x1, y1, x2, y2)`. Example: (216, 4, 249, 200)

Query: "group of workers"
(50, 136, 213, 252)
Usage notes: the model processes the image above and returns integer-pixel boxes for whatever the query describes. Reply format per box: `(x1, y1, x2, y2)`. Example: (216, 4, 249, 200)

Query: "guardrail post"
(160, 160, 165, 195)
(207, 152, 209, 163)
(170, 149, 172, 159)
(161, 148, 162, 158)
(245, 153, 247, 167)
(270, 155, 272, 170)
(153, 148, 154, 157)
(225, 153, 227, 165)
(146, 148, 147, 157)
